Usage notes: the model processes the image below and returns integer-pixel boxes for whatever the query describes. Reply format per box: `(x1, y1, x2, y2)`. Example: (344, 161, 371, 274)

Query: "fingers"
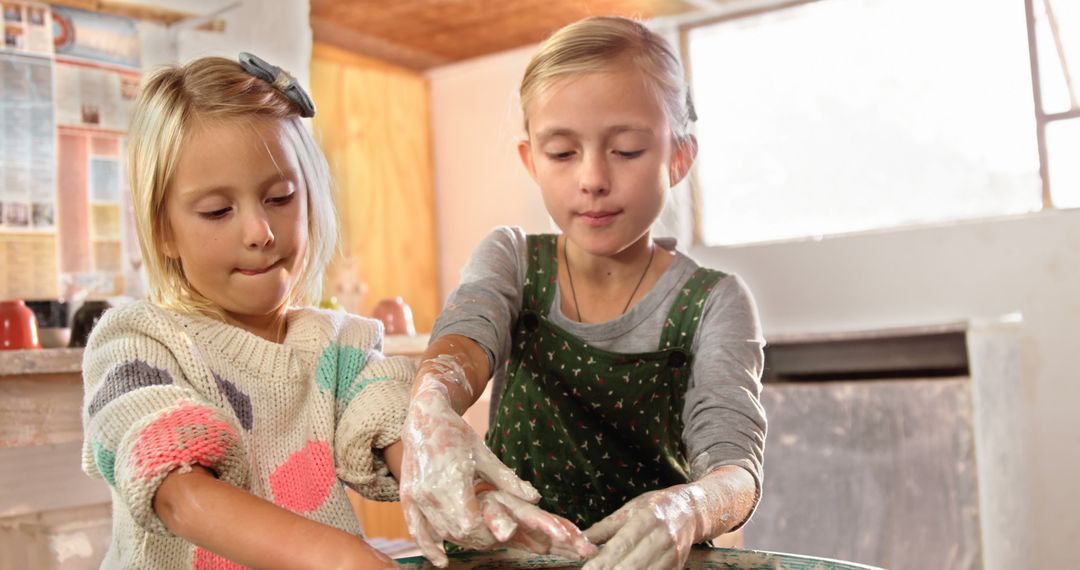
(546, 517, 597, 560)
(612, 528, 675, 570)
(516, 513, 584, 560)
(401, 449, 483, 560)
(448, 523, 499, 552)
(505, 495, 573, 540)
(419, 485, 480, 541)
(584, 502, 635, 545)
(404, 502, 448, 568)
(406, 443, 486, 539)
(582, 510, 660, 570)
(474, 444, 541, 503)
(480, 492, 518, 542)
(484, 492, 596, 560)
(643, 544, 680, 570)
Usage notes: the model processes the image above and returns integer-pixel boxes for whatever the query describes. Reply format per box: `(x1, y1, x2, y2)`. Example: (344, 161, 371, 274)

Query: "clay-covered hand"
(450, 490, 596, 560)
(582, 475, 742, 570)
(400, 364, 540, 568)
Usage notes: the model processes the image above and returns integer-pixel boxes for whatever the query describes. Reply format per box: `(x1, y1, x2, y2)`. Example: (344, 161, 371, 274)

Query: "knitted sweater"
(80, 300, 414, 569)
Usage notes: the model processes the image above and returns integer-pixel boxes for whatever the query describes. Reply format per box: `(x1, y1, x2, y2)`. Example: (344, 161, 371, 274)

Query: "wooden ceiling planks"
(310, 0, 698, 70)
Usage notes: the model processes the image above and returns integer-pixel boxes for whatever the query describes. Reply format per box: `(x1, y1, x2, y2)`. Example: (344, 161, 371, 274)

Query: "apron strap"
(658, 268, 726, 360)
(522, 234, 560, 314)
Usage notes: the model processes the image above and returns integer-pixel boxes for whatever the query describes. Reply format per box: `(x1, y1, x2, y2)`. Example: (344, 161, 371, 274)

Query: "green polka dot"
(342, 375, 388, 404)
(315, 344, 367, 403)
(93, 441, 116, 487)
(316, 345, 339, 392)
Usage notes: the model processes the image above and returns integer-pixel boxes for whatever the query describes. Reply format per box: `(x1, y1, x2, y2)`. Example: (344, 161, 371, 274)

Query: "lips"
(578, 209, 621, 227)
(236, 259, 281, 276)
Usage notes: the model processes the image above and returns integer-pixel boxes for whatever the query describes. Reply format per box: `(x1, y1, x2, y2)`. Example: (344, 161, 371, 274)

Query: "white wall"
(426, 46, 1079, 568)
(427, 46, 552, 297)
(136, 0, 312, 89)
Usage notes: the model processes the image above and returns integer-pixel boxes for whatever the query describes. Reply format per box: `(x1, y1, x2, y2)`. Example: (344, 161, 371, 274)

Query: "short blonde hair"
(520, 16, 696, 140)
(128, 56, 337, 319)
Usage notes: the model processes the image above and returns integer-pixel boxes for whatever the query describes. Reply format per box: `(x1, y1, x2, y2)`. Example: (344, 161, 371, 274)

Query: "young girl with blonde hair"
(401, 16, 767, 570)
(81, 54, 412, 569)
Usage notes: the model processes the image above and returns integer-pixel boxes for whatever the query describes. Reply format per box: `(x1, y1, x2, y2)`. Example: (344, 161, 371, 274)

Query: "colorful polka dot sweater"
(80, 300, 414, 569)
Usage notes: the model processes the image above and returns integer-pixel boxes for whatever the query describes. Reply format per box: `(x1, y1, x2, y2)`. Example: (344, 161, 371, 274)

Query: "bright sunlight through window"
(687, 0, 1045, 246)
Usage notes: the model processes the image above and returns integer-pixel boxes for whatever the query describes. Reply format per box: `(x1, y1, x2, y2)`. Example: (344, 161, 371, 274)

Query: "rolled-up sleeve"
(81, 306, 249, 536)
(331, 316, 414, 501)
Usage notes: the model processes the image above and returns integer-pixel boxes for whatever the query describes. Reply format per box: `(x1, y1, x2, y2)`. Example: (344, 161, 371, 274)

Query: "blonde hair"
(520, 16, 696, 140)
(128, 56, 337, 319)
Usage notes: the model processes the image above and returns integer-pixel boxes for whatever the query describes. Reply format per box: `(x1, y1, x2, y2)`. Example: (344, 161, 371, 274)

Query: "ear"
(518, 139, 539, 182)
(669, 134, 698, 187)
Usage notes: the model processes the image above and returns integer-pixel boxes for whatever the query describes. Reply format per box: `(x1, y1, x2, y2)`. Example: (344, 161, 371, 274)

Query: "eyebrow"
(178, 169, 295, 202)
(534, 124, 655, 142)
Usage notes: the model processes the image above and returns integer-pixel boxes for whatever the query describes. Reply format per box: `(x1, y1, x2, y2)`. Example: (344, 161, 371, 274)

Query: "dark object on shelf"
(25, 299, 70, 348)
(25, 299, 68, 328)
(69, 300, 111, 348)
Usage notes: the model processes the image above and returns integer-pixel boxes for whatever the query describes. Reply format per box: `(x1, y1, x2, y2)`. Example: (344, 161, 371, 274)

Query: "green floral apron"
(485, 234, 724, 528)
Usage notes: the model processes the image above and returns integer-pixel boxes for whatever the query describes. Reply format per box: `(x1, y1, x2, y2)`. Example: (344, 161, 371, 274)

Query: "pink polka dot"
(269, 440, 336, 513)
(194, 547, 248, 569)
(132, 404, 235, 479)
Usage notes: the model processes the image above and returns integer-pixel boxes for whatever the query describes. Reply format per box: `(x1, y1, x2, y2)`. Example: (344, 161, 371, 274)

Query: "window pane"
(688, 0, 1042, 246)
(1048, 118, 1080, 207)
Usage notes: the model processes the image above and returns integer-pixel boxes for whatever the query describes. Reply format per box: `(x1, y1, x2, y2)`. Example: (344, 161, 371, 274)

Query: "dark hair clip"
(239, 52, 316, 118)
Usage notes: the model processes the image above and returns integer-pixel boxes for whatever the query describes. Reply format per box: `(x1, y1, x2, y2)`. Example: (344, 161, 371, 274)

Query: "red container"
(0, 299, 41, 350)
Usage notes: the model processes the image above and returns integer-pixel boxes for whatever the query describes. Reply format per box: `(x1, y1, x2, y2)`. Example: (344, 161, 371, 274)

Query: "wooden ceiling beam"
(311, 14, 450, 71)
(309, 0, 699, 67)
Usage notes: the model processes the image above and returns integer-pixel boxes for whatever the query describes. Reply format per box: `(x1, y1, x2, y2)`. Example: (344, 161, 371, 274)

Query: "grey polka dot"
(88, 360, 173, 417)
(213, 371, 253, 430)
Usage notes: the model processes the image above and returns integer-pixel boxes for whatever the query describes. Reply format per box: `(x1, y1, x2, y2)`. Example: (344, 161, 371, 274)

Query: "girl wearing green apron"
(400, 16, 766, 570)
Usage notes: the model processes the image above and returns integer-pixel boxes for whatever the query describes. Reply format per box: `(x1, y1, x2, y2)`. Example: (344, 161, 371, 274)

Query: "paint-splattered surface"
(396, 547, 883, 569)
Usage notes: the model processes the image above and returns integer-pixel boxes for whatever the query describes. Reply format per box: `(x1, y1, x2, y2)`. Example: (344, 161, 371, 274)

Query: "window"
(684, 0, 1076, 246)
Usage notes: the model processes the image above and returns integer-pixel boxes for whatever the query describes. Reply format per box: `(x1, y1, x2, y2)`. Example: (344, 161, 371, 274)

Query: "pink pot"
(371, 297, 416, 336)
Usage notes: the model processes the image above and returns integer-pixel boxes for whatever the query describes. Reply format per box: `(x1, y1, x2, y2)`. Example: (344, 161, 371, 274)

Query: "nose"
(579, 150, 610, 196)
(243, 206, 275, 250)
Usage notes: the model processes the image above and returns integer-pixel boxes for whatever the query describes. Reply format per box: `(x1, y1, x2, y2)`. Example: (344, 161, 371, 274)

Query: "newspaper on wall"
(0, 1, 56, 299)
(0, 3, 143, 302)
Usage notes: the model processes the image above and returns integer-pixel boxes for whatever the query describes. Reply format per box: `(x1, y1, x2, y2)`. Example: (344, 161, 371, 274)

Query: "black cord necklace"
(564, 237, 656, 323)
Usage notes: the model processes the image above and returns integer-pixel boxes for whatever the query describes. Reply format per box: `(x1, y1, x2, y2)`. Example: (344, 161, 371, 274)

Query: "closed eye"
(199, 207, 231, 220)
(614, 149, 645, 159)
(546, 151, 576, 161)
(268, 193, 295, 206)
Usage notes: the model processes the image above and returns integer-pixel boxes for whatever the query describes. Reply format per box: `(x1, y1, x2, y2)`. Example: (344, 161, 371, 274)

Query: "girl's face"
(164, 117, 308, 333)
(518, 65, 695, 258)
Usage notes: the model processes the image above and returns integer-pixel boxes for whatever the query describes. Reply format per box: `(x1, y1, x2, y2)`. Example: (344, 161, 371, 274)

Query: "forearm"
(383, 439, 404, 480)
(415, 334, 491, 414)
(154, 466, 396, 569)
(691, 465, 757, 540)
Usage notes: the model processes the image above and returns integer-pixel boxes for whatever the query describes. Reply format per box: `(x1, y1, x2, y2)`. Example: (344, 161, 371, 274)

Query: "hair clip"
(239, 52, 316, 118)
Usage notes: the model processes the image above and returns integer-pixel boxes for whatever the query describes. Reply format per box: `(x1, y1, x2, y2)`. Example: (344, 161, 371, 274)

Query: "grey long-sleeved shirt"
(431, 226, 767, 490)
